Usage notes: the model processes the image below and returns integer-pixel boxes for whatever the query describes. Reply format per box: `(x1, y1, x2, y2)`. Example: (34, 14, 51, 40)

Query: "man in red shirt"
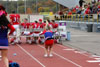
(21, 18, 32, 44)
(32, 21, 40, 44)
(51, 20, 58, 29)
(9, 11, 21, 44)
(85, 7, 90, 14)
(21, 18, 28, 29)
(39, 19, 44, 28)
(38, 19, 45, 44)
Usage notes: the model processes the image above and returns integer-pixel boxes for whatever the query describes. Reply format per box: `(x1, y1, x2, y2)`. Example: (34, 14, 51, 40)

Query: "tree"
(0, 0, 57, 14)
(38, 7, 43, 12)
(18, 6, 25, 14)
(26, 8, 32, 14)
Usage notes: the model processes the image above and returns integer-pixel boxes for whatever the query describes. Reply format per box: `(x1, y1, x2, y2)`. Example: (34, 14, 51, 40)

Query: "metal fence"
(53, 14, 100, 23)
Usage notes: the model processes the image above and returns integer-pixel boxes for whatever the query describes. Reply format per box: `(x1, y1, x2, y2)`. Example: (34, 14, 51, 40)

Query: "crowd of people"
(18, 19, 58, 44)
(70, 0, 100, 15)
(55, 0, 100, 20)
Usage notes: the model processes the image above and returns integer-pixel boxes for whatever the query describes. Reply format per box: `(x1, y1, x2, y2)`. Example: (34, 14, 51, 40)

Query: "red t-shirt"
(26, 23, 30, 29)
(49, 22, 58, 28)
(73, 8, 76, 13)
(53, 23, 58, 28)
(43, 23, 46, 27)
(76, 5, 79, 9)
(49, 22, 53, 28)
(34, 23, 40, 29)
(30, 22, 35, 29)
(85, 8, 90, 14)
(21, 23, 25, 27)
(39, 23, 45, 28)
(68, 11, 72, 15)
(21, 23, 30, 29)
(9, 14, 20, 25)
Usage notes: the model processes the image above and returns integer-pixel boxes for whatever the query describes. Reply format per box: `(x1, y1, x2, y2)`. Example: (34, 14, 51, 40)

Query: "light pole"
(36, 0, 38, 13)
(12, 0, 18, 13)
(6, 0, 9, 12)
(16, 0, 18, 13)
(24, 0, 26, 14)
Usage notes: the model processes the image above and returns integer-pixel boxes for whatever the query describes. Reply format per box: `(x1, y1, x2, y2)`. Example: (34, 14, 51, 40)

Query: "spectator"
(92, 4, 98, 14)
(58, 10, 64, 20)
(68, 10, 72, 15)
(79, 0, 85, 7)
(85, 7, 91, 14)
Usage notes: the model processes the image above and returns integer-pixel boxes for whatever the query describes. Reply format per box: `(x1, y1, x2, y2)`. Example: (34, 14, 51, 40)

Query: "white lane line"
(74, 51, 87, 54)
(57, 45, 90, 57)
(63, 49, 74, 50)
(17, 45, 46, 67)
(53, 52, 82, 67)
(63, 48, 87, 54)
(87, 60, 100, 63)
(94, 58, 100, 60)
(38, 45, 82, 67)
(90, 55, 100, 58)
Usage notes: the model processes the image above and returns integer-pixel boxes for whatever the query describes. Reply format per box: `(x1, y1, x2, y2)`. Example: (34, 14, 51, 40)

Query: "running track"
(0, 43, 100, 67)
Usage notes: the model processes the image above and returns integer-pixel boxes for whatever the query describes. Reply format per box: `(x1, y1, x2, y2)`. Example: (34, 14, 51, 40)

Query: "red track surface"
(0, 43, 100, 67)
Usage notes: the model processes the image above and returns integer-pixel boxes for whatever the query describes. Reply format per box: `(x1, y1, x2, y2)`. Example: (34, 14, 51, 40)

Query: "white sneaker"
(27, 40, 32, 44)
(29, 40, 32, 44)
(0, 56, 2, 61)
(49, 54, 53, 57)
(44, 54, 48, 57)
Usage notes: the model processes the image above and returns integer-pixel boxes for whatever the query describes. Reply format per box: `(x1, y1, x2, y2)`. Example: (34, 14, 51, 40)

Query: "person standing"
(40, 23, 54, 57)
(9, 11, 21, 44)
(79, 0, 85, 7)
(0, 5, 15, 67)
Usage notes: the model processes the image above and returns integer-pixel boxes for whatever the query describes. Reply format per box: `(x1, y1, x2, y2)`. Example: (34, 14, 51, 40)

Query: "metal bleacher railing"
(54, 14, 100, 23)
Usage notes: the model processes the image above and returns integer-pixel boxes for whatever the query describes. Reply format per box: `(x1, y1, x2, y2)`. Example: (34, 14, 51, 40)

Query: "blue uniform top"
(41, 30, 53, 40)
(0, 11, 15, 49)
(44, 32, 53, 39)
(0, 27, 8, 39)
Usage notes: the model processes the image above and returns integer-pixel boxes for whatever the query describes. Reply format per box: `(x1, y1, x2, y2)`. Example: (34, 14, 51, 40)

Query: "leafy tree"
(18, 5, 25, 13)
(1, 0, 57, 13)
(26, 8, 32, 14)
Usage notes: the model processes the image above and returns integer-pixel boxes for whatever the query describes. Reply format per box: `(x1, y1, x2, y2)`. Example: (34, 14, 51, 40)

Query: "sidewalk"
(63, 28, 100, 55)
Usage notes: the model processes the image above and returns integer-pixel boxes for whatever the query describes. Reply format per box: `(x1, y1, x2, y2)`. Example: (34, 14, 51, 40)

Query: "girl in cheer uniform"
(41, 24, 54, 57)
(0, 5, 15, 67)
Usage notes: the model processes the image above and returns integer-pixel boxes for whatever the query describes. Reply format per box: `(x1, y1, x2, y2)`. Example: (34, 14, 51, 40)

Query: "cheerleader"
(0, 5, 15, 67)
(41, 24, 54, 57)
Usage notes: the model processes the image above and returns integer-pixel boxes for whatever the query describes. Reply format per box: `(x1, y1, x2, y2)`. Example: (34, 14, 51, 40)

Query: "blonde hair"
(44, 20, 51, 30)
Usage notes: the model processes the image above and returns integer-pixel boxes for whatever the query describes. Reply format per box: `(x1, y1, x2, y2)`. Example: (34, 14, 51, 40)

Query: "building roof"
(53, 0, 79, 8)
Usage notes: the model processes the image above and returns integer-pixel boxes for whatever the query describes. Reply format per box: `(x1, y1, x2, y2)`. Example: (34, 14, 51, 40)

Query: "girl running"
(0, 5, 15, 67)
